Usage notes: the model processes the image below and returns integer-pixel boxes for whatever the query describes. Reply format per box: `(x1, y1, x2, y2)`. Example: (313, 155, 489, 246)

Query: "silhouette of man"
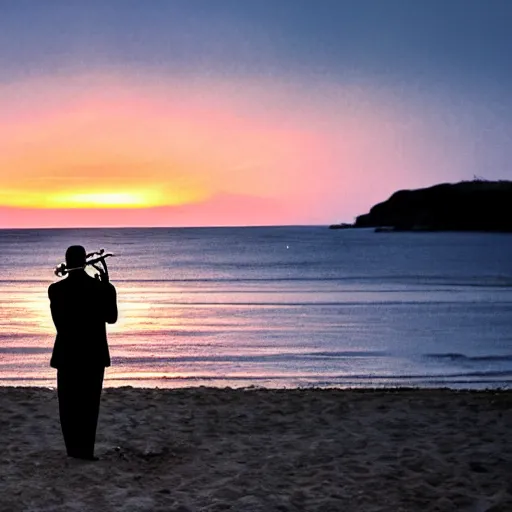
(49, 245, 118, 460)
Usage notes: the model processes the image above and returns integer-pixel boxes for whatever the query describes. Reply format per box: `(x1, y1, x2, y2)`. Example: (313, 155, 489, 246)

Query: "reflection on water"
(1, 227, 512, 388)
(0, 284, 54, 337)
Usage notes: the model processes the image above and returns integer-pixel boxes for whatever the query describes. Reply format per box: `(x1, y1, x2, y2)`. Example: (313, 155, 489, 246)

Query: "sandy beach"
(1, 387, 511, 512)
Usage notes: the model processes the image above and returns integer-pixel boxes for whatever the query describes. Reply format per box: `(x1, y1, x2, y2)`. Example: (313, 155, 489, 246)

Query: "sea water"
(0, 226, 511, 388)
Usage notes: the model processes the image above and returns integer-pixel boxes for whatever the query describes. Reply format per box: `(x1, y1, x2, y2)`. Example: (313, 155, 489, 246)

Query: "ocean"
(1, 226, 511, 389)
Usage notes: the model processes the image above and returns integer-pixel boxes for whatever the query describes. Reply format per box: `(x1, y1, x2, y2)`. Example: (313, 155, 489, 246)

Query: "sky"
(1, 0, 511, 228)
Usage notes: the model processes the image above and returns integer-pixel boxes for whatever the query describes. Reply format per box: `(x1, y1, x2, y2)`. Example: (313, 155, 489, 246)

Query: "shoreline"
(2, 383, 512, 390)
(2, 386, 512, 511)
(2, 380, 511, 391)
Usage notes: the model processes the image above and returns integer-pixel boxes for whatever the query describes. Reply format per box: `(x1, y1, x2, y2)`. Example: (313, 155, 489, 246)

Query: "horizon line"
(0, 223, 331, 231)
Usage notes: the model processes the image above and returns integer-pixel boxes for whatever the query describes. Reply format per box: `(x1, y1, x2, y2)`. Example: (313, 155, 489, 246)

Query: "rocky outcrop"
(353, 180, 512, 232)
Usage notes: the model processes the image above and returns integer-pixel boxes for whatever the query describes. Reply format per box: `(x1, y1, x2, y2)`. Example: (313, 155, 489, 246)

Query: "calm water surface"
(0, 226, 511, 388)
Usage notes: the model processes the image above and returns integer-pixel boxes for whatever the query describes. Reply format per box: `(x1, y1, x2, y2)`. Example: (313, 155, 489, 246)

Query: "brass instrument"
(54, 248, 114, 281)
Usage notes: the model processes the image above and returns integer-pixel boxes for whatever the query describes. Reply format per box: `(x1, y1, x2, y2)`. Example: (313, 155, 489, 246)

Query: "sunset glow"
(0, 188, 176, 209)
(1, 1, 510, 228)
(51, 191, 162, 208)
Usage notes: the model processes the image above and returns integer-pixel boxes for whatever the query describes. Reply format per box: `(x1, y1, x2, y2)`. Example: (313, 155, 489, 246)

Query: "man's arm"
(93, 263, 118, 324)
(48, 284, 64, 331)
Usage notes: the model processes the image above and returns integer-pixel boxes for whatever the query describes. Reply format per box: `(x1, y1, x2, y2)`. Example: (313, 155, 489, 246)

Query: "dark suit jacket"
(49, 270, 118, 369)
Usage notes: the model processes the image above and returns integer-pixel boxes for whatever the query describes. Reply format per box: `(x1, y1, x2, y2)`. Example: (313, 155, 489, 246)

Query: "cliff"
(353, 180, 512, 232)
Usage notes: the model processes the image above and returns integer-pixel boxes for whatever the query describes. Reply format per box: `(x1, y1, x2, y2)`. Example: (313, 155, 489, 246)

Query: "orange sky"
(0, 72, 483, 228)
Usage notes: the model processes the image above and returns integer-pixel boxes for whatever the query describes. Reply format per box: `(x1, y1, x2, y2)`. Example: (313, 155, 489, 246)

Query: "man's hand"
(91, 263, 109, 283)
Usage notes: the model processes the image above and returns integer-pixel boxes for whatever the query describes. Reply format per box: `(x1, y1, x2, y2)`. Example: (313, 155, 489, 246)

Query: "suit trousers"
(57, 367, 105, 458)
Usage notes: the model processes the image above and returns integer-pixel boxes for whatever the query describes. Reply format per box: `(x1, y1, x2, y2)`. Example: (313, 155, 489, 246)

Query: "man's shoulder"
(48, 279, 64, 294)
(49, 274, 115, 294)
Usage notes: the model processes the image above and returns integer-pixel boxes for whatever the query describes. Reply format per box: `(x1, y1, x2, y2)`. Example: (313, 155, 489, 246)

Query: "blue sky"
(2, 0, 511, 87)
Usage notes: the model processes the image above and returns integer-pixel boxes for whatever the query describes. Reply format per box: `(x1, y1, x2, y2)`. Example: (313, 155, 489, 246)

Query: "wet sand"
(1, 386, 511, 512)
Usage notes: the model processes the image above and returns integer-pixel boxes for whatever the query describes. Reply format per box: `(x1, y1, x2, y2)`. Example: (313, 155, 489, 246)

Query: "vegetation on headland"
(330, 180, 512, 232)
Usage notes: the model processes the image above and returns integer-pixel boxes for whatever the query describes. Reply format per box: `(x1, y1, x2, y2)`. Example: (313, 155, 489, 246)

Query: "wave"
(425, 353, 512, 363)
(1, 371, 511, 389)
(2, 275, 512, 286)
(111, 350, 389, 365)
(98, 370, 512, 383)
(0, 346, 51, 354)
(0, 279, 51, 285)
(98, 277, 512, 287)
(116, 300, 512, 307)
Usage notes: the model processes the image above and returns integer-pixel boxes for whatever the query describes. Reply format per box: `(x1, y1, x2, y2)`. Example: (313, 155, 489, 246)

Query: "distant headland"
(330, 180, 512, 232)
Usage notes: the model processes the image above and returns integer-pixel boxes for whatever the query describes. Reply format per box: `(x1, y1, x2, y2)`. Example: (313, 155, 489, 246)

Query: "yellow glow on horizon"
(52, 191, 161, 208)
(0, 187, 205, 209)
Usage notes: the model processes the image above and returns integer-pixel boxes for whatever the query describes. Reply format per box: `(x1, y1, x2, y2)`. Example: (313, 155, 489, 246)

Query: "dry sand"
(1, 386, 511, 512)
